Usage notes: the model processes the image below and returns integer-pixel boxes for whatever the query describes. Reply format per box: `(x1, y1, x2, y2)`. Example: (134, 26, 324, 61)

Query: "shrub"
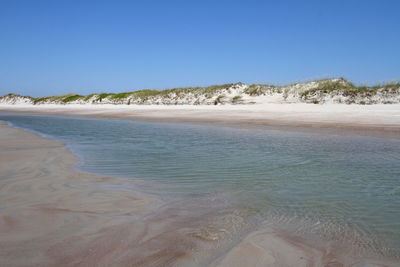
(62, 94, 84, 103)
(232, 95, 242, 103)
(214, 95, 225, 105)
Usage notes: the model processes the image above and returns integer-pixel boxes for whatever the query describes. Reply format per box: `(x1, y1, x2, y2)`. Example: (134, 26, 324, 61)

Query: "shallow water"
(1, 114, 400, 259)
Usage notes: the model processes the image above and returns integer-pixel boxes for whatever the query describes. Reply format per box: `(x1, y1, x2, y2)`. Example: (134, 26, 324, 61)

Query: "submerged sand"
(0, 121, 398, 266)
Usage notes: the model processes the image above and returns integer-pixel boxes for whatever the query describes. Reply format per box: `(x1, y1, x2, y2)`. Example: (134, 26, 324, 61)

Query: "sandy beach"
(2, 0, 399, 265)
(1, 119, 399, 266)
(1, 104, 400, 140)
(0, 121, 165, 265)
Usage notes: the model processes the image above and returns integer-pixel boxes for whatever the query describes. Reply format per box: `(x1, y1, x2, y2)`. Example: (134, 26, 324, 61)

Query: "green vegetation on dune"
(34, 94, 84, 104)
(93, 93, 113, 101)
(160, 83, 238, 97)
(244, 84, 281, 96)
(299, 78, 400, 104)
(62, 94, 84, 102)
(33, 95, 63, 104)
(232, 95, 243, 104)
(83, 94, 96, 101)
(214, 95, 226, 105)
(300, 79, 400, 99)
(130, 90, 160, 98)
(110, 92, 132, 99)
(33, 97, 49, 104)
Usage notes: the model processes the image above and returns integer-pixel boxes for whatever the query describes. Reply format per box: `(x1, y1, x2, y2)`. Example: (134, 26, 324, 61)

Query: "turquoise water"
(1, 114, 400, 258)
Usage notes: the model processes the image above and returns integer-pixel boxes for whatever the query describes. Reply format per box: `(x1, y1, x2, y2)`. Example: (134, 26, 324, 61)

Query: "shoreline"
(1, 120, 399, 266)
(0, 121, 250, 266)
(1, 103, 400, 140)
(0, 121, 165, 265)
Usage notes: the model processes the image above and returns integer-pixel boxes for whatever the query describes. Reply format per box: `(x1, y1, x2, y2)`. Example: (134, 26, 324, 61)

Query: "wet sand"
(0, 121, 253, 266)
(0, 121, 399, 266)
(0, 121, 220, 266)
(1, 104, 400, 139)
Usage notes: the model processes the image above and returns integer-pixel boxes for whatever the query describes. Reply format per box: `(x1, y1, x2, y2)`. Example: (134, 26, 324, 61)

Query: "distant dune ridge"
(2, 78, 400, 106)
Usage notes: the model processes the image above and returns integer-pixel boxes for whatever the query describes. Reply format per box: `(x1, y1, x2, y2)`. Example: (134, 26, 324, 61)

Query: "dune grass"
(62, 94, 84, 103)
(300, 79, 400, 100)
(27, 79, 400, 105)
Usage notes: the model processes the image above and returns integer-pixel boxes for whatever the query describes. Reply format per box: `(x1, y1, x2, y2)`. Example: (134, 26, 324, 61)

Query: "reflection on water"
(1, 114, 400, 259)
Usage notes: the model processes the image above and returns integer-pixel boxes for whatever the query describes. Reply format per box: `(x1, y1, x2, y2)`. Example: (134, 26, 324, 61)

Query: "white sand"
(1, 104, 400, 133)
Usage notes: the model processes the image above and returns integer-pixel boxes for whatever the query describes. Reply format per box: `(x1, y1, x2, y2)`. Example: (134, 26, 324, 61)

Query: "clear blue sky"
(1, 0, 399, 97)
